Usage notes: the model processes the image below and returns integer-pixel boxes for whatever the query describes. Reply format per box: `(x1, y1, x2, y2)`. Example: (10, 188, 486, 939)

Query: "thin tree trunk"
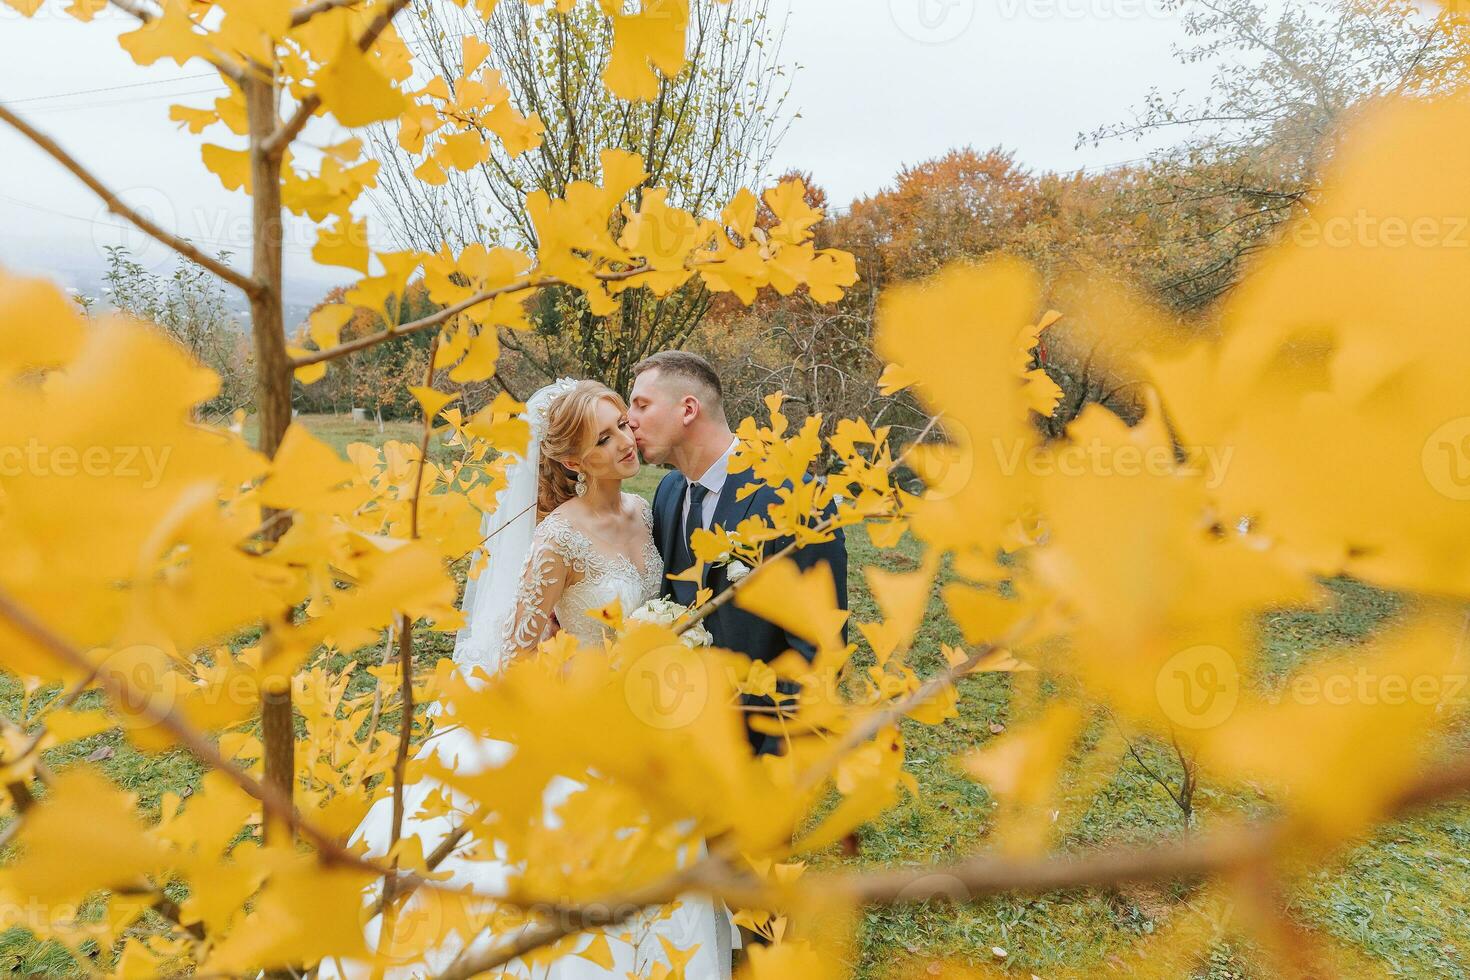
(244, 69, 296, 845)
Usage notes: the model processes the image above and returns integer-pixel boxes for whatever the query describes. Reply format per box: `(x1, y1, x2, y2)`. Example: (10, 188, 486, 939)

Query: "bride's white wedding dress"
(323, 382, 730, 980)
(502, 500, 663, 654)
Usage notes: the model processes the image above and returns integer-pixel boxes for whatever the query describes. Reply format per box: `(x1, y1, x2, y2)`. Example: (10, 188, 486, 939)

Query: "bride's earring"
(575, 471, 587, 497)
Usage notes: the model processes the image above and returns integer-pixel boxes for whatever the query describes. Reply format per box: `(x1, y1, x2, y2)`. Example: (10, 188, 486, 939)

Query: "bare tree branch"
(290, 0, 366, 26)
(263, 0, 412, 157)
(0, 585, 394, 879)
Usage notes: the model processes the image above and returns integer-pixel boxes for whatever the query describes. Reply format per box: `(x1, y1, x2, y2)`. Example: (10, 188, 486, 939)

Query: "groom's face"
(627, 368, 683, 466)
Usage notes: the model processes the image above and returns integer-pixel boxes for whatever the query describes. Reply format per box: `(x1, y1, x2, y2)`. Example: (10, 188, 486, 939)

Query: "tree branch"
(0, 585, 398, 880)
(291, 266, 651, 369)
(290, 0, 365, 26)
(262, 0, 412, 158)
(436, 734, 1470, 975)
(383, 334, 439, 906)
(673, 411, 943, 636)
(107, 0, 155, 21)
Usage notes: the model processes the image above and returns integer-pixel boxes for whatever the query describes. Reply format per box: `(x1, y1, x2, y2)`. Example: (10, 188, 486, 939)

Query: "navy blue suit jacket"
(652, 465, 848, 754)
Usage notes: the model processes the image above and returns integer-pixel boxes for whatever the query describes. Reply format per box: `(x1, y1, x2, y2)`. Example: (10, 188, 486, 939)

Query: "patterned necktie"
(677, 482, 711, 578)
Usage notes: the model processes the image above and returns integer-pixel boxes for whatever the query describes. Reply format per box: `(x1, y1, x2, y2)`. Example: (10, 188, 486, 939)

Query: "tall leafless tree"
(1089, 0, 1470, 310)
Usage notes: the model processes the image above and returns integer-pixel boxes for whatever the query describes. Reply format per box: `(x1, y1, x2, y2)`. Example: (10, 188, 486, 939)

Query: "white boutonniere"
(709, 549, 753, 583)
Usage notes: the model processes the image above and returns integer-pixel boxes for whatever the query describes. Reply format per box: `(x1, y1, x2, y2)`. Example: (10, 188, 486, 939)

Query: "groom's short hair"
(633, 350, 723, 414)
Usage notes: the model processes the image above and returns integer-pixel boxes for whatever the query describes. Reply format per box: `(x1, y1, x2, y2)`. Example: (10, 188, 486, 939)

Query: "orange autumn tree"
(4, 1, 1470, 978)
(841, 146, 1042, 288)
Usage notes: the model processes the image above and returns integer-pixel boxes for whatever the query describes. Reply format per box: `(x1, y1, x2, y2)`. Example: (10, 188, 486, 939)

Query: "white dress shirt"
(681, 436, 740, 533)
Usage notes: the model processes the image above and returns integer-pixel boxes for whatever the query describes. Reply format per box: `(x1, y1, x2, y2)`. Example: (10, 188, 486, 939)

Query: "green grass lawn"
(3, 414, 1468, 977)
(243, 411, 460, 461)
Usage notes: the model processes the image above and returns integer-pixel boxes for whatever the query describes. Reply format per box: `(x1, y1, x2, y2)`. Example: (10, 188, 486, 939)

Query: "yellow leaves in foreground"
(874, 258, 1046, 571)
(259, 423, 366, 515)
(115, 0, 210, 68)
(433, 623, 794, 868)
(6, 769, 167, 905)
(0, 288, 271, 676)
(0, 272, 82, 378)
(1146, 92, 1470, 598)
(1030, 402, 1315, 730)
(1199, 608, 1468, 842)
(962, 702, 1082, 856)
(18, 3, 1470, 970)
(312, 215, 370, 274)
(200, 143, 251, 194)
(314, 28, 406, 128)
(735, 557, 850, 661)
(0, 265, 486, 700)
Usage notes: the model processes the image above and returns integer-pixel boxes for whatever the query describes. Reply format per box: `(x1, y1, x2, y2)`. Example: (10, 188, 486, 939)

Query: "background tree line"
(97, 0, 1470, 436)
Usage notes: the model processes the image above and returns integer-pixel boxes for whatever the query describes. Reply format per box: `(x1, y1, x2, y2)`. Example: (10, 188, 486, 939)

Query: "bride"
(324, 379, 731, 979)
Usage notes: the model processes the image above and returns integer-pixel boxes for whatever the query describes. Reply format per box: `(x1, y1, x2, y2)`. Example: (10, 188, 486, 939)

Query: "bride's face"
(568, 397, 640, 483)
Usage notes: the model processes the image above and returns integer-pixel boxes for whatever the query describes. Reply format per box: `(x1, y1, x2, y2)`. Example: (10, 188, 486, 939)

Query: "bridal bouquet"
(629, 597, 713, 649)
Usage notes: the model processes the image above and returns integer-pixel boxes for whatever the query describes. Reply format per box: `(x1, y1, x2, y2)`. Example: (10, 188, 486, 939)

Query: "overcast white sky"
(0, 0, 1205, 306)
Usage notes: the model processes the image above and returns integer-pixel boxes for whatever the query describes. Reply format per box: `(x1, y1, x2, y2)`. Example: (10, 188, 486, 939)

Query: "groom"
(627, 351, 848, 756)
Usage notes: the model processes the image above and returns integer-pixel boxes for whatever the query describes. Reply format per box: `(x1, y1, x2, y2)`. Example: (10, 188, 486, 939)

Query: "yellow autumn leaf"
(0, 274, 83, 380)
(577, 932, 615, 969)
(169, 103, 218, 134)
(602, 0, 690, 100)
(199, 848, 376, 972)
(447, 326, 500, 383)
(11, 769, 169, 904)
(462, 33, 492, 74)
(117, 0, 208, 66)
(734, 557, 849, 661)
(314, 34, 406, 127)
(201, 143, 251, 193)
(865, 554, 938, 642)
(258, 423, 371, 515)
(961, 702, 1082, 855)
(874, 258, 1042, 562)
(1148, 94, 1470, 599)
(306, 303, 354, 351)
(312, 215, 370, 273)
(409, 385, 458, 422)
(464, 389, 531, 458)
(763, 178, 824, 246)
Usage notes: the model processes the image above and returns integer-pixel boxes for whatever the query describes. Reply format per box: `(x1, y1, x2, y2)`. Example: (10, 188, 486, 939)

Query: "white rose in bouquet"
(628, 597, 712, 648)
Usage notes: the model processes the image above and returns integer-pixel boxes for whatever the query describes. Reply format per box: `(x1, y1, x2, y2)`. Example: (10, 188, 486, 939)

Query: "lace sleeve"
(631, 492, 653, 530)
(501, 517, 579, 660)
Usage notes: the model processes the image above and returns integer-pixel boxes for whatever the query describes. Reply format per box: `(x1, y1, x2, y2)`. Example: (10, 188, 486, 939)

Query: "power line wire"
(18, 87, 227, 116)
(4, 27, 471, 108)
(5, 72, 218, 105)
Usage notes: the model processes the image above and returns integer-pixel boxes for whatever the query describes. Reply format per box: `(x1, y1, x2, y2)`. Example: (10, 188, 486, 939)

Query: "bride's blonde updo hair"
(537, 379, 628, 516)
